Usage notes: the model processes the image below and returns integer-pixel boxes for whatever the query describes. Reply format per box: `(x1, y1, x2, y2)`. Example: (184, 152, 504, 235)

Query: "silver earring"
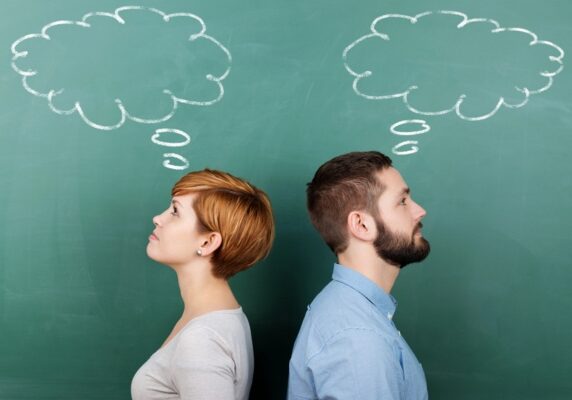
(196, 249, 203, 256)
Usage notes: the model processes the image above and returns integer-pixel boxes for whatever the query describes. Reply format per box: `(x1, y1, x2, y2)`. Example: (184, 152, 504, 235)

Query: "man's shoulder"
(293, 280, 399, 366)
(305, 280, 389, 339)
(310, 279, 364, 313)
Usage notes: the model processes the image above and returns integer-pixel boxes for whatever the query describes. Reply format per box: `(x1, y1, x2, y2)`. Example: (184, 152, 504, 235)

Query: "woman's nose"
(152, 215, 161, 226)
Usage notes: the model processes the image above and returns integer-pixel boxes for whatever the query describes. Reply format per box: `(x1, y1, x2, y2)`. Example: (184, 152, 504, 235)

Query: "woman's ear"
(197, 232, 222, 257)
(347, 211, 376, 241)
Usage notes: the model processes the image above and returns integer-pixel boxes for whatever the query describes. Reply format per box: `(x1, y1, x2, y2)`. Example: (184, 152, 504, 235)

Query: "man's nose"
(412, 200, 426, 220)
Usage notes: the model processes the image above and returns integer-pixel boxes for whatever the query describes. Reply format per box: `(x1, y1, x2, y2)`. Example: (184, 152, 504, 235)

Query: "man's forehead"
(376, 167, 408, 195)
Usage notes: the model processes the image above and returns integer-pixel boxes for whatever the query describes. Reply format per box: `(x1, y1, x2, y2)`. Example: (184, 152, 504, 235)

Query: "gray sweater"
(131, 308, 253, 400)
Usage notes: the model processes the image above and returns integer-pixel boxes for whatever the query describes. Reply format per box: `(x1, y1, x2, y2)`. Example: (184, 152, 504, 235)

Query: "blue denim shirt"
(288, 264, 428, 400)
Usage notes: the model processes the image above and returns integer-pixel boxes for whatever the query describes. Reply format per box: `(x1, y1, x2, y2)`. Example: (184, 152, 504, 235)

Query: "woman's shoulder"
(191, 307, 249, 329)
(177, 308, 251, 349)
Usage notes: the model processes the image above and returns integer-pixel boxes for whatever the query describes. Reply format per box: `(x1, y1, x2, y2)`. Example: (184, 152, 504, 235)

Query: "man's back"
(288, 264, 428, 400)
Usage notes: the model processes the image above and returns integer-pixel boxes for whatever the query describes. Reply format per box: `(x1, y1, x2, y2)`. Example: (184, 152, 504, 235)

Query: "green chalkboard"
(1, 0, 571, 399)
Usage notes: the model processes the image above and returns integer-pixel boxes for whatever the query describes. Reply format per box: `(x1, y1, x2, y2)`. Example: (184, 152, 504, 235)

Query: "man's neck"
(338, 246, 400, 294)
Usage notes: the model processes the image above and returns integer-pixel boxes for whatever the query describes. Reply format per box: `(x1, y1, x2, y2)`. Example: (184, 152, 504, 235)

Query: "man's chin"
(416, 239, 431, 260)
(414, 234, 429, 246)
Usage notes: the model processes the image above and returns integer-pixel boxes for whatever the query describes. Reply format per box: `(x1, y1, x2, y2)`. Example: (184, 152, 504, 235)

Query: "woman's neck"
(175, 263, 240, 321)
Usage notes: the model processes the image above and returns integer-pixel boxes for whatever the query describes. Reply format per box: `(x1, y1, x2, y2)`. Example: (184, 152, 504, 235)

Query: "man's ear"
(197, 232, 222, 256)
(347, 211, 376, 241)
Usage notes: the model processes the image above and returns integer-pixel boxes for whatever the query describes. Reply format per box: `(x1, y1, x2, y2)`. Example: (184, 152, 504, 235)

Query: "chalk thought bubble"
(11, 6, 231, 130)
(343, 10, 564, 121)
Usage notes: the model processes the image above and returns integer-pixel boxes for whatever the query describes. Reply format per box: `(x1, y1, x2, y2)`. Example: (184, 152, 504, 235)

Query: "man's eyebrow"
(398, 187, 411, 196)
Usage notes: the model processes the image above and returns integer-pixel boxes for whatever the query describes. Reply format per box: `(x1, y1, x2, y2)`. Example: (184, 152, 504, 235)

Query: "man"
(288, 151, 430, 399)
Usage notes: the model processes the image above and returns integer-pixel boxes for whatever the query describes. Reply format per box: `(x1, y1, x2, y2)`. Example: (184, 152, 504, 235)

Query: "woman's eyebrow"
(172, 199, 184, 208)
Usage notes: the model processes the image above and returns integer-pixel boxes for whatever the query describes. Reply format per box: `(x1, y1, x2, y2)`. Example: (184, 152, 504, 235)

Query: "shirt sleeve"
(308, 328, 404, 400)
(170, 325, 236, 400)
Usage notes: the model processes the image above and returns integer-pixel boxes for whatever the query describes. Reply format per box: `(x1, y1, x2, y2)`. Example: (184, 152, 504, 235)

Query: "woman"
(131, 169, 275, 400)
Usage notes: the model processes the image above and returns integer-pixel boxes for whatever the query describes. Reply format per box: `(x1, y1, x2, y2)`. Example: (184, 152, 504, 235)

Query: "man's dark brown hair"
(306, 151, 393, 254)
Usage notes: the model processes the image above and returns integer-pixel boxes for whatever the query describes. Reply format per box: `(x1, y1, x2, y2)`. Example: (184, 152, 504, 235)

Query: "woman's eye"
(170, 207, 178, 216)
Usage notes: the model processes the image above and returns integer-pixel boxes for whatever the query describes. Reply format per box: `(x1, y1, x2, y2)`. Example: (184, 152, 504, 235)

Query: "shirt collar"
(332, 263, 398, 320)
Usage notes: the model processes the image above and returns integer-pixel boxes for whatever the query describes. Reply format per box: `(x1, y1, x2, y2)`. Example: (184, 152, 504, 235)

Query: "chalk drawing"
(151, 128, 191, 170)
(389, 120, 430, 156)
(11, 6, 232, 131)
(343, 10, 564, 121)
(151, 128, 191, 147)
(343, 10, 565, 156)
(392, 141, 419, 156)
(162, 153, 190, 171)
(390, 120, 431, 136)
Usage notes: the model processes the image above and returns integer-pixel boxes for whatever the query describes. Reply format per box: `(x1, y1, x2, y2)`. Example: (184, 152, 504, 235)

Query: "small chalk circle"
(162, 153, 189, 170)
(151, 128, 191, 147)
(390, 119, 431, 136)
(392, 140, 420, 156)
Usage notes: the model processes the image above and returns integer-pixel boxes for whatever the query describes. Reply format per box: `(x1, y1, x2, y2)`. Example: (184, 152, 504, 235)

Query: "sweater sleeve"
(171, 325, 236, 400)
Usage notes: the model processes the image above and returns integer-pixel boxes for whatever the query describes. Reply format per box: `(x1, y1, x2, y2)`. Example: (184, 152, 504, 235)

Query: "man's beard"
(373, 217, 430, 268)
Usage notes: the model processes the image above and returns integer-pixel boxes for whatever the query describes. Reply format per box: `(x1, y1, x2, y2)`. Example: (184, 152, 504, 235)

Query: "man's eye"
(400, 198, 407, 206)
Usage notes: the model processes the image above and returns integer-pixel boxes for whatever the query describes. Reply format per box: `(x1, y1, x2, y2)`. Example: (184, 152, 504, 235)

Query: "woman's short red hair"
(172, 169, 275, 279)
